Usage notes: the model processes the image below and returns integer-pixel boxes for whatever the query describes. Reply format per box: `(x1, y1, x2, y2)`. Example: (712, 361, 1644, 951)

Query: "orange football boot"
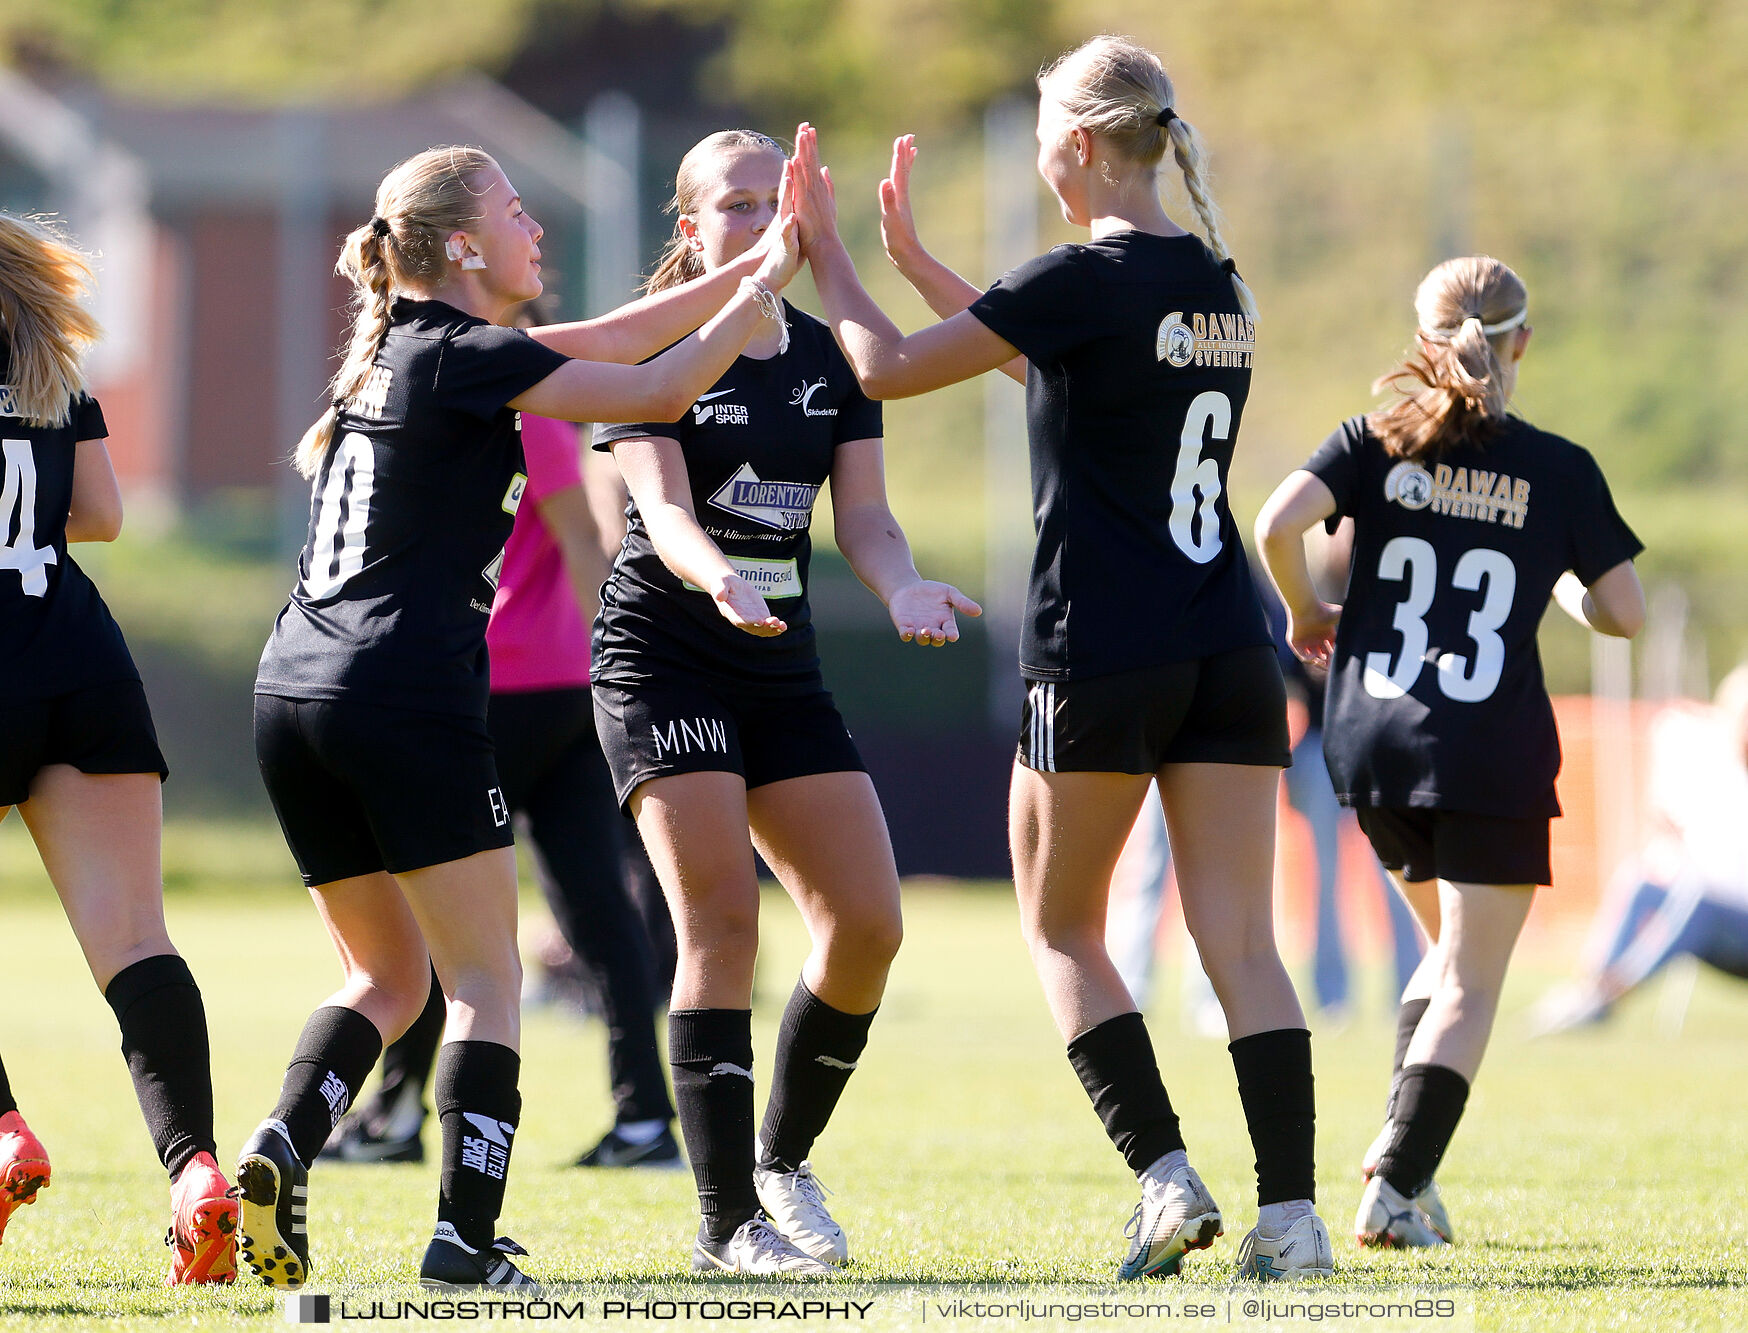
(0, 1110, 50, 1244)
(165, 1151, 239, 1284)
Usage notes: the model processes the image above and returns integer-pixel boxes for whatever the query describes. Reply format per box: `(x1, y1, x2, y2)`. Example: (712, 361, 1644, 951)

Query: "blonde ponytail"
(294, 145, 499, 478)
(1039, 35, 1256, 320)
(0, 213, 101, 427)
(1369, 257, 1528, 462)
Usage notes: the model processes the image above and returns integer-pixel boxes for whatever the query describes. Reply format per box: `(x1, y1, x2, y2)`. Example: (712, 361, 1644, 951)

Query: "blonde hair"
(645, 130, 788, 295)
(1038, 35, 1256, 320)
(0, 213, 101, 428)
(1368, 256, 1528, 463)
(294, 145, 499, 477)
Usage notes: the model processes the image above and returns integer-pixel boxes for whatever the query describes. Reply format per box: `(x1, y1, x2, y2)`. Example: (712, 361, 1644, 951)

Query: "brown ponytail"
(1368, 256, 1528, 462)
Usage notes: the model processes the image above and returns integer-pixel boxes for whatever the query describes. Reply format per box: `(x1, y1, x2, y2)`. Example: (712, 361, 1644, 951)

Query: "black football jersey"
(968, 232, 1273, 682)
(0, 358, 137, 700)
(256, 299, 569, 717)
(592, 306, 882, 694)
(1308, 414, 1643, 817)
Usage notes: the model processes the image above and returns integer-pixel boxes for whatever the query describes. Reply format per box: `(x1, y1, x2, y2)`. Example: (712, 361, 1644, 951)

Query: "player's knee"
(682, 899, 761, 960)
(828, 907, 902, 969)
(1193, 931, 1283, 989)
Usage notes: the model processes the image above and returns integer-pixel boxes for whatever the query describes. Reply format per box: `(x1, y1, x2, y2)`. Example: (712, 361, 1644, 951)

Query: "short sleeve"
(518, 414, 583, 504)
(592, 415, 683, 452)
(967, 246, 1099, 364)
(1566, 447, 1644, 584)
(434, 323, 569, 421)
(1302, 417, 1366, 533)
(74, 395, 107, 440)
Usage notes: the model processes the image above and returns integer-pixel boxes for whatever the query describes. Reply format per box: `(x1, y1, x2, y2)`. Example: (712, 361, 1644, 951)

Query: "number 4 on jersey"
(1, 439, 56, 598)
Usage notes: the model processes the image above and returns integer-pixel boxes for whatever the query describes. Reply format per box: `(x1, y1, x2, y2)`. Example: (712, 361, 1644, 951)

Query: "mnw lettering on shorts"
(651, 717, 730, 762)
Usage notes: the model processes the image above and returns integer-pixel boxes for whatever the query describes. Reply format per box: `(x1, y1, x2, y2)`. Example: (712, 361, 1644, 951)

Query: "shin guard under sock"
(269, 1006, 383, 1167)
(434, 1041, 521, 1251)
(1385, 998, 1431, 1120)
(104, 955, 217, 1179)
(758, 980, 876, 1172)
(1065, 1012, 1185, 1174)
(1378, 1063, 1470, 1198)
(669, 1009, 758, 1243)
(1229, 1028, 1317, 1206)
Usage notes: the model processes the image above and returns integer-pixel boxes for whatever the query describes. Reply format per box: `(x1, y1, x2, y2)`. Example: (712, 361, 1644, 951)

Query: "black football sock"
(669, 1009, 758, 1244)
(1065, 1012, 1186, 1174)
(0, 1054, 16, 1117)
(269, 1006, 383, 1167)
(1229, 1028, 1317, 1205)
(757, 979, 876, 1172)
(363, 968, 445, 1135)
(103, 954, 217, 1179)
(1378, 1063, 1470, 1198)
(434, 1041, 521, 1251)
(1384, 998, 1432, 1121)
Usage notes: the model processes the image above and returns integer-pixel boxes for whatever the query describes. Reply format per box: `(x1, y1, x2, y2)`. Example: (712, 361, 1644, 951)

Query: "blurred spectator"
(1531, 663, 1748, 1033)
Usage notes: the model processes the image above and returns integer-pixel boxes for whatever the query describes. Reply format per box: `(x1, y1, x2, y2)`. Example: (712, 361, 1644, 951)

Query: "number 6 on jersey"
(1169, 391, 1228, 564)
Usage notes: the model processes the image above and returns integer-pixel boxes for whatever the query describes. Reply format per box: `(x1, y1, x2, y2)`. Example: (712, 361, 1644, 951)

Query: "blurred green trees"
(5, 0, 1746, 675)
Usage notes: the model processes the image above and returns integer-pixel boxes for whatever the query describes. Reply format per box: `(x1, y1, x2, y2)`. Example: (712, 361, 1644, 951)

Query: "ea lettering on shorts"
(487, 786, 509, 827)
(650, 716, 730, 762)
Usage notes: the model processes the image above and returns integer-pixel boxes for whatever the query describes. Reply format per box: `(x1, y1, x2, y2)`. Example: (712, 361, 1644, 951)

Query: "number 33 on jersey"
(1306, 413, 1642, 817)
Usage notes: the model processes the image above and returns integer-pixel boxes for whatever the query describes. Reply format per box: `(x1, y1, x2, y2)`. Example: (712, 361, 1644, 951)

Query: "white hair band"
(1421, 308, 1528, 341)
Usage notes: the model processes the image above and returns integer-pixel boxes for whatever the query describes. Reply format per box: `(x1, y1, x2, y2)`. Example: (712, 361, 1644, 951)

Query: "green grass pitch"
(0, 839, 1745, 1330)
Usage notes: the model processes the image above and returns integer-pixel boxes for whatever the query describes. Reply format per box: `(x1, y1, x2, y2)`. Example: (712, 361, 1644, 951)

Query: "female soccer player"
(1255, 255, 1645, 1247)
(0, 213, 237, 1283)
(322, 406, 678, 1170)
(591, 129, 979, 1276)
(792, 35, 1333, 1280)
(240, 144, 798, 1290)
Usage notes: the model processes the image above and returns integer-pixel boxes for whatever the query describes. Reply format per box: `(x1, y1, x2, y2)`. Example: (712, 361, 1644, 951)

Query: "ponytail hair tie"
(1220, 257, 1240, 279)
(1422, 307, 1528, 341)
(1156, 107, 1178, 127)
(369, 216, 391, 239)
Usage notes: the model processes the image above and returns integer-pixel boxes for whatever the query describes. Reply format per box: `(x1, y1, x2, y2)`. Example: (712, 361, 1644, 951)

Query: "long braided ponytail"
(294, 145, 498, 477)
(1038, 35, 1256, 320)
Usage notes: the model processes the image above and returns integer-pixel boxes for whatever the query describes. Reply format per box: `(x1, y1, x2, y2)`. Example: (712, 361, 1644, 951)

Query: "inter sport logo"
(692, 389, 748, 426)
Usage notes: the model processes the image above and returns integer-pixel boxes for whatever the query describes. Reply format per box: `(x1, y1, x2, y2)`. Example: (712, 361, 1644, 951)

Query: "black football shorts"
(592, 677, 866, 812)
(254, 693, 515, 888)
(1016, 644, 1290, 774)
(0, 679, 168, 806)
(1356, 806, 1551, 887)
